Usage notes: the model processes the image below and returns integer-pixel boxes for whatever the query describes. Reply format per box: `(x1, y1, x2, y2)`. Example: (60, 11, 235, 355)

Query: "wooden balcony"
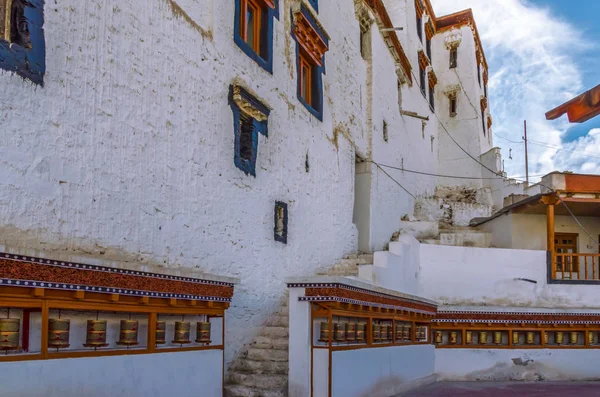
(552, 253, 600, 281)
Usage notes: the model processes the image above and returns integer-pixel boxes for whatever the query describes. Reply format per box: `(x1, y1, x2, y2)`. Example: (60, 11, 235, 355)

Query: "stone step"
(264, 315, 289, 327)
(246, 347, 289, 362)
(229, 373, 287, 390)
(259, 326, 288, 338)
(251, 336, 289, 350)
(231, 358, 288, 374)
(224, 385, 285, 397)
(397, 220, 439, 240)
(439, 232, 491, 248)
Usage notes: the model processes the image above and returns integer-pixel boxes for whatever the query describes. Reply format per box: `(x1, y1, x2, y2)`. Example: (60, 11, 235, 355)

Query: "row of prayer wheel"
(434, 330, 593, 345)
(0, 318, 211, 350)
(319, 322, 427, 343)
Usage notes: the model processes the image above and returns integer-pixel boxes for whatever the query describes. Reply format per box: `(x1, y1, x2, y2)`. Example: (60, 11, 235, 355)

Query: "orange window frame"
(299, 52, 313, 106)
(240, 0, 263, 54)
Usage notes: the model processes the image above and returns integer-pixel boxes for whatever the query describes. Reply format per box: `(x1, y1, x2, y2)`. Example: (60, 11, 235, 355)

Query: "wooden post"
(547, 202, 556, 279)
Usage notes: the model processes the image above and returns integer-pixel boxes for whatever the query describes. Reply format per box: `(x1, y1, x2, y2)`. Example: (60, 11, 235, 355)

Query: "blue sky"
(431, 0, 600, 178)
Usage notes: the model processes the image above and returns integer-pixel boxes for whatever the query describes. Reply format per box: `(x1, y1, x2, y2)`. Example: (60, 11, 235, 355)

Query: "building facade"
(0, 0, 507, 396)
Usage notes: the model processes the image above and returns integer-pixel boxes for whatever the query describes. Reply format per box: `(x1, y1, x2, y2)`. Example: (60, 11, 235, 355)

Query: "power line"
(527, 139, 600, 160)
(371, 161, 416, 199)
(494, 132, 523, 144)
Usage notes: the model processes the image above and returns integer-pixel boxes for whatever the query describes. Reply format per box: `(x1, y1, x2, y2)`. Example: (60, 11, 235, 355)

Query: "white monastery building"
(1, 0, 600, 396)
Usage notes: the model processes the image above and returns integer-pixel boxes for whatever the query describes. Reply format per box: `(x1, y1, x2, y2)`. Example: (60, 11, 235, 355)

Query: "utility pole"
(523, 120, 529, 186)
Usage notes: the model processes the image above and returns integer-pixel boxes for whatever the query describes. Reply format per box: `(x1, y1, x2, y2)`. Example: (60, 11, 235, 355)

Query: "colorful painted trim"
(434, 310, 600, 325)
(0, 253, 234, 301)
(233, 0, 279, 74)
(289, 282, 437, 314)
(0, 0, 45, 85)
(299, 296, 434, 315)
(292, 4, 328, 121)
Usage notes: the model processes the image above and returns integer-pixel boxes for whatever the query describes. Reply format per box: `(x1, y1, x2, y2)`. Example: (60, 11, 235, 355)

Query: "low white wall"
(331, 345, 435, 397)
(0, 349, 223, 397)
(436, 349, 600, 381)
(420, 244, 600, 308)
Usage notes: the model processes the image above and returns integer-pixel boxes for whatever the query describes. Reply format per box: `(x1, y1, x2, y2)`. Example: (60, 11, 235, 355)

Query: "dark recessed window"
(229, 85, 271, 177)
(484, 83, 488, 98)
(419, 65, 426, 98)
(416, 15, 422, 42)
(449, 48, 458, 69)
(383, 120, 388, 142)
(0, 0, 45, 85)
(477, 63, 481, 87)
(450, 97, 457, 117)
(274, 201, 288, 244)
(482, 109, 486, 136)
(234, 0, 277, 73)
(426, 37, 431, 61)
(429, 85, 435, 111)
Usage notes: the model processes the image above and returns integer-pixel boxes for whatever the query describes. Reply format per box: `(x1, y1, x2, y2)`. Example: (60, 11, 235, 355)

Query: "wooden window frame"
(555, 232, 579, 273)
(449, 48, 457, 69)
(299, 51, 314, 108)
(240, 0, 263, 55)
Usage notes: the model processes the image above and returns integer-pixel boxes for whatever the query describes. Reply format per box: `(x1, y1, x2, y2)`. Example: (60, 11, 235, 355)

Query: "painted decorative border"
(289, 282, 437, 314)
(299, 296, 434, 315)
(0, 253, 234, 301)
(434, 310, 600, 325)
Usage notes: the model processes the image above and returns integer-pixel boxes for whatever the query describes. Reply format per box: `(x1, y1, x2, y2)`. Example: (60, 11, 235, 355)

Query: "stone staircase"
(396, 186, 494, 248)
(224, 253, 373, 397)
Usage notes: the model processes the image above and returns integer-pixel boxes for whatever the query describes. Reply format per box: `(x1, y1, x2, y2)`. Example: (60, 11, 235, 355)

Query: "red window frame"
(240, 0, 263, 54)
(299, 51, 313, 106)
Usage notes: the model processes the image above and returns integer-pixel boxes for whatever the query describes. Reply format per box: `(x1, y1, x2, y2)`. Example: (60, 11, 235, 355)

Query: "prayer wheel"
(319, 322, 330, 342)
(345, 323, 356, 342)
(570, 331, 579, 345)
(0, 318, 20, 350)
(556, 331, 564, 345)
(387, 325, 394, 341)
(466, 331, 473, 345)
(402, 326, 410, 341)
(526, 332, 535, 345)
(479, 331, 488, 345)
(84, 320, 108, 347)
(173, 321, 191, 344)
(395, 324, 403, 341)
(589, 331, 595, 345)
(512, 331, 519, 345)
(334, 323, 346, 342)
(117, 320, 139, 346)
(494, 331, 502, 345)
(544, 332, 549, 345)
(196, 322, 211, 344)
(380, 325, 389, 341)
(372, 324, 381, 342)
(419, 327, 427, 340)
(434, 331, 443, 344)
(356, 323, 366, 342)
(449, 331, 457, 345)
(156, 321, 166, 344)
(48, 319, 70, 349)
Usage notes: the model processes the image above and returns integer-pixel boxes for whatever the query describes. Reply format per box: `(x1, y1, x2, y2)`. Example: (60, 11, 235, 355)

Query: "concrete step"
(246, 347, 289, 362)
(259, 326, 288, 338)
(251, 336, 289, 350)
(224, 385, 285, 397)
(263, 314, 289, 327)
(439, 232, 492, 248)
(229, 373, 287, 390)
(397, 220, 439, 240)
(231, 358, 288, 374)
(420, 239, 441, 245)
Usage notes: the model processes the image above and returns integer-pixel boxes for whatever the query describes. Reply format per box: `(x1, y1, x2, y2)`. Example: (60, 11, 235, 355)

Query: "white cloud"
(430, 0, 597, 179)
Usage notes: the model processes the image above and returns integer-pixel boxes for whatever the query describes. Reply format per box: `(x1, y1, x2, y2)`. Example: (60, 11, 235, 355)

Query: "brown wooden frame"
(239, 0, 263, 54)
(0, 286, 227, 362)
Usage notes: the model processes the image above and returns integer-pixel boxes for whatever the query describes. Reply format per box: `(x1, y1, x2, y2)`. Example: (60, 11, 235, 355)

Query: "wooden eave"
(428, 68, 438, 88)
(418, 49, 430, 69)
(293, 9, 329, 66)
(546, 84, 600, 123)
(260, 0, 276, 8)
(365, 0, 413, 84)
(480, 96, 488, 111)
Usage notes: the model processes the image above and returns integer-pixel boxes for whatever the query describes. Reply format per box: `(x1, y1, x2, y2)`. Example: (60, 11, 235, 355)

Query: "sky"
(430, 0, 600, 180)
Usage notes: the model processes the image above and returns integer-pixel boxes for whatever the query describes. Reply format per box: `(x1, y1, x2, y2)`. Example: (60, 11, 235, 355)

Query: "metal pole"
(523, 120, 529, 186)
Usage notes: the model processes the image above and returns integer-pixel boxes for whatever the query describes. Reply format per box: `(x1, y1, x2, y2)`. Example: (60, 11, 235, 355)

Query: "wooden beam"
(32, 288, 45, 297)
(547, 202, 556, 279)
(74, 290, 85, 300)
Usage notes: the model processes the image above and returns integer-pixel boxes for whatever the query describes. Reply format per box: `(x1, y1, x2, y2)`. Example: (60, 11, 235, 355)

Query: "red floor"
(404, 382, 600, 396)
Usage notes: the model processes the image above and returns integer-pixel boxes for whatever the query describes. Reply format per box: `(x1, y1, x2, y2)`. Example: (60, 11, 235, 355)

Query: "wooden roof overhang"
(546, 84, 600, 123)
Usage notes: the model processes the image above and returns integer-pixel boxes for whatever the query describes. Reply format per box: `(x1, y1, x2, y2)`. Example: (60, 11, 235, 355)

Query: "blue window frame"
(0, 0, 45, 85)
(292, 5, 328, 121)
(307, 0, 318, 12)
(228, 85, 270, 177)
(233, 0, 279, 74)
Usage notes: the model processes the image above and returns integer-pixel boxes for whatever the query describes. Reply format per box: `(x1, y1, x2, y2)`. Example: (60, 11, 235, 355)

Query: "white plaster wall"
(420, 244, 600, 308)
(0, 349, 223, 397)
(436, 349, 600, 381)
(331, 345, 435, 397)
(0, 0, 367, 367)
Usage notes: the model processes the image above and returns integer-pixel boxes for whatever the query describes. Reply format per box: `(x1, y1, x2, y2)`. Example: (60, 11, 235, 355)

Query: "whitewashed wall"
(0, 349, 223, 397)
(0, 0, 496, 368)
(420, 244, 600, 308)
